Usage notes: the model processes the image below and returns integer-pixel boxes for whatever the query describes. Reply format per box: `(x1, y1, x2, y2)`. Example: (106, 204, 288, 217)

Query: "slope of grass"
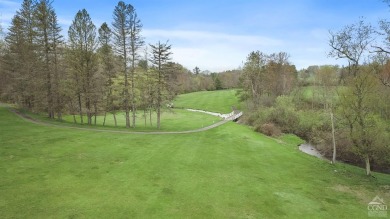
(1, 106, 389, 218)
(174, 89, 240, 113)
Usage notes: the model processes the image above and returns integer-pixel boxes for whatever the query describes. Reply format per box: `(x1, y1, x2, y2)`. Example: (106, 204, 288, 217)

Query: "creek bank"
(299, 143, 325, 159)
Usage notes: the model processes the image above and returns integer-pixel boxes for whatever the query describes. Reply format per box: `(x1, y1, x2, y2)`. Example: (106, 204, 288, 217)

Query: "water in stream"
(299, 144, 324, 159)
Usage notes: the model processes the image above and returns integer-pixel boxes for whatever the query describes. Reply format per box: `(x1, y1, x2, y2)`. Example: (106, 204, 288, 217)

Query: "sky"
(0, 0, 388, 72)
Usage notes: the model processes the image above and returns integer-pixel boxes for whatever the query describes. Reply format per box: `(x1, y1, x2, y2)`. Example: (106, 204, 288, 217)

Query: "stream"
(299, 144, 324, 159)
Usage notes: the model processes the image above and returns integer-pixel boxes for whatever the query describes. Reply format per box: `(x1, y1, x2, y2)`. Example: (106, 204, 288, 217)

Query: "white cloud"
(172, 46, 245, 72)
(143, 29, 282, 47)
(142, 28, 352, 71)
(143, 29, 283, 72)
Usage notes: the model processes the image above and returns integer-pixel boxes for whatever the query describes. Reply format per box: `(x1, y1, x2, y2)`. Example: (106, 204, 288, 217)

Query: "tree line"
(0, 0, 241, 129)
(239, 12, 390, 175)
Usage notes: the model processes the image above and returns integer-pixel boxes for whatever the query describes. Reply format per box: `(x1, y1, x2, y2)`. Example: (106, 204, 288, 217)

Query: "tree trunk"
(131, 67, 136, 128)
(86, 97, 92, 125)
(123, 41, 130, 128)
(43, 22, 53, 119)
(125, 111, 130, 128)
(54, 40, 61, 122)
(365, 155, 371, 176)
(73, 114, 77, 124)
(57, 112, 62, 121)
(47, 67, 53, 119)
(103, 112, 107, 126)
(78, 93, 83, 124)
(144, 109, 147, 127)
(157, 66, 161, 129)
(94, 102, 97, 125)
(149, 108, 153, 126)
(331, 112, 337, 164)
(157, 106, 161, 129)
(132, 105, 136, 128)
(113, 113, 117, 127)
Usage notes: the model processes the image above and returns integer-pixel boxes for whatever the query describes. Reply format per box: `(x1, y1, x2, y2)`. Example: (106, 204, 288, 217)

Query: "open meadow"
(174, 89, 240, 113)
(0, 90, 389, 218)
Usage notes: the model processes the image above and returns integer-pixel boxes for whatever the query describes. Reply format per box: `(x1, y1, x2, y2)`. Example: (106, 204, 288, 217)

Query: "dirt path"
(8, 107, 237, 135)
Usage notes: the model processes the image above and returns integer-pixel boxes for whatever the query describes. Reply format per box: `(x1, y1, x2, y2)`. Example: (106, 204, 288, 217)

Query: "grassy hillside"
(174, 89, 240, 113)
(1, 105, 389, 218)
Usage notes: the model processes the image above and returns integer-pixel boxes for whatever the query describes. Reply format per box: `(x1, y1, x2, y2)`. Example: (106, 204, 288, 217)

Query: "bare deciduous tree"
(329, 19, 374, 76)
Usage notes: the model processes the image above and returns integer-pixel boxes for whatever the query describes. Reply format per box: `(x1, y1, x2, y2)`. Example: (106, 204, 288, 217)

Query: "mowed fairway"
(174, 89, 240, 113)
(1, 90, 389, 218)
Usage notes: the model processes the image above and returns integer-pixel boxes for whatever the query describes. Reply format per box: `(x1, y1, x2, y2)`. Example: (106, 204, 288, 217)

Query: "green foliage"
(244, 94, 333, 144)
(336, 71, 385, 173)
(214, 76, 223, 90)
(268, 96, 299, 133)
(295, 110, 328, 141)
(239, 51, 297, 110)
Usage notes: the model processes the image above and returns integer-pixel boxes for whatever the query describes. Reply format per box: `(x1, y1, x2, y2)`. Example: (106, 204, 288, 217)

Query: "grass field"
(174, 89, 240, 113)
(1, 90, 390, 218)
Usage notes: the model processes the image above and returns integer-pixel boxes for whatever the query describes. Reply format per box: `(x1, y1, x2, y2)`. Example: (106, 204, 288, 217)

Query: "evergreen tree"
(34, 0, 63, 118)
(112, 1, 144, 128)
(98, 22, 118, 126)
(149, 41, 172, 129)
(4, 0, 38, 109)
(68, 9, 98, 125)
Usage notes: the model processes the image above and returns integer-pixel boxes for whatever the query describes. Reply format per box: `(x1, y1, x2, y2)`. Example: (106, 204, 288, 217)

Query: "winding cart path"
(8, 107, 243, 135)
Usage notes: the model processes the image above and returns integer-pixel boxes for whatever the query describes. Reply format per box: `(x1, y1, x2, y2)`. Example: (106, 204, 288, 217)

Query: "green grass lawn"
(1, 106, 389, 218)
(174, 89, 240, 113)
(25, 109, 220, 132)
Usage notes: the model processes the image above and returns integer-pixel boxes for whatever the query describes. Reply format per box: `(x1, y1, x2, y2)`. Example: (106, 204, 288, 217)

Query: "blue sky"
(0, 0, 388, 71)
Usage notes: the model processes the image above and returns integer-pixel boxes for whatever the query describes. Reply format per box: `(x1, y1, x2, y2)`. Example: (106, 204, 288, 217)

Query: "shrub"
(256, 123, 281, 137)
(267, 96, 299, 133)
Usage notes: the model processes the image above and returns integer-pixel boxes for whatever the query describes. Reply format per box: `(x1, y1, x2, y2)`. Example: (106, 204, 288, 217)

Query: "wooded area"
(239, 16, 390, 174)
(0, 0, 240, 129)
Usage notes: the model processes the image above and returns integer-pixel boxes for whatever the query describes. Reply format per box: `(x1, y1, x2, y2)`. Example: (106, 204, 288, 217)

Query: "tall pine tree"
(149, 41, 172, 129)
(112, 1, 143, 128)
(68, 9, 98, 125)
(34, 0, 63, 118)
(5, 0, 38, 109)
